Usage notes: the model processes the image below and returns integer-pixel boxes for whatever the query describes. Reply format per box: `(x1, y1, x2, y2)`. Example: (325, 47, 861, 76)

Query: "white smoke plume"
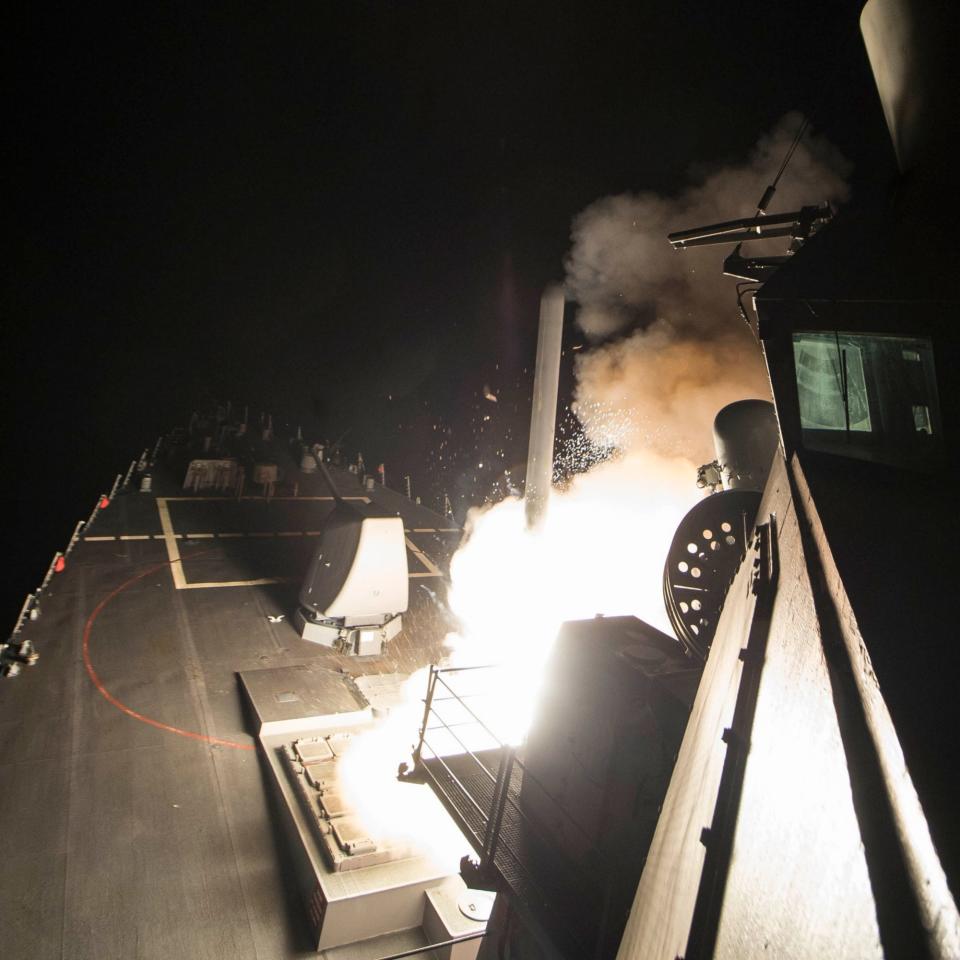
(567, 112, 851, 464)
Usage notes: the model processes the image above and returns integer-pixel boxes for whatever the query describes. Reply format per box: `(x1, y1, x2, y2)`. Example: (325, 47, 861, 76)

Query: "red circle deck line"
(82, 558, 255, 751)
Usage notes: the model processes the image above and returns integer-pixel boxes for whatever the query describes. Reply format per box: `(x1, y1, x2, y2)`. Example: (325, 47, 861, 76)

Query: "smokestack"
(525, 285, 565, 530)
(860, 0, 957, 180)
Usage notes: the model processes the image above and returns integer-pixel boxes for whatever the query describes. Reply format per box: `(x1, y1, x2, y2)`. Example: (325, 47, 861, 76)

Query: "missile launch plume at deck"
(338, 115, 852, 859)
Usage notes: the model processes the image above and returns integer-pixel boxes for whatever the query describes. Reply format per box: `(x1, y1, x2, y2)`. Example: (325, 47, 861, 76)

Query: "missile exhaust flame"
(337, 451, 697, 870)
(335, 114, 851, 864)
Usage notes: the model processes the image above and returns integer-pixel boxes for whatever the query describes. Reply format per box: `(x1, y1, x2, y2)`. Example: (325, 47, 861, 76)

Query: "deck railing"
(405, 663, 606, 958)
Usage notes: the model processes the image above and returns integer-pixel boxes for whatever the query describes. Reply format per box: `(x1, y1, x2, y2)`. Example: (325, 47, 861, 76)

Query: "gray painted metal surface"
(0, 465, 460, 959)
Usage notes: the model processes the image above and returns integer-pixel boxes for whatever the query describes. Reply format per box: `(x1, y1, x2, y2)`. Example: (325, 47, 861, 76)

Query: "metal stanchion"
(37, 552, 63, 594)
(9, 593, 36, 638)
(65, 520, 86, 556)
(121, 459, 137, 490)
(84, 494, 107, 530)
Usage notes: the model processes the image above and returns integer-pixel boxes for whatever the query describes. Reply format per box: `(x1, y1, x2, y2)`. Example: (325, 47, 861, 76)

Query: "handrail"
(371, 931, 486, 960)
(415, 664, 595, 868)
(431, 663, 500, 674)
(408, 660, 607, 960)
(417, 738, 490, 838)
(413, 662, 602, 856)
(433, 672, 509, 752)
(422, 714, 500, 786)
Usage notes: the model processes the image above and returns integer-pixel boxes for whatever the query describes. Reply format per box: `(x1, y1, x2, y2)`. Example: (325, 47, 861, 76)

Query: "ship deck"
(0, 451, 463, 959)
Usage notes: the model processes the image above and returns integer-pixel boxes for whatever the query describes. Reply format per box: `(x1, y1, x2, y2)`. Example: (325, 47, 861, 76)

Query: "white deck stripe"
(137, 501, 448, 590)
(155, 498, 187, 590)
(86, 529, 337, 541)
(161, 495, 370, 502)
(179, 577, 284, 589)
(405, 536, 442, 577)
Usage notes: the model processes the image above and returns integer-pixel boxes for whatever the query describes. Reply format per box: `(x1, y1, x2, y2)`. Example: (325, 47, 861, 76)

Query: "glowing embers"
(283, 732, 416, 871)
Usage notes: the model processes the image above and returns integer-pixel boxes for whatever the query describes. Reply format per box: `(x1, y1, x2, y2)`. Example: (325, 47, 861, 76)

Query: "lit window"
(791, 332, 941, 465)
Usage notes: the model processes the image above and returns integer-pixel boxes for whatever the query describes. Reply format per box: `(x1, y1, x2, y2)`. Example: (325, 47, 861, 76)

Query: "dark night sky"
(3, 1, 892, 620)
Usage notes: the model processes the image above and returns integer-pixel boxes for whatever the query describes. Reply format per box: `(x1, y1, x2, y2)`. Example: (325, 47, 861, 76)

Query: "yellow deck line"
(155, 498, 187, 590)
(178, 577, 284, 589)
(405, 536, 442, 577)
(151, 498, 445, 589)
(161, 495, 370, 502)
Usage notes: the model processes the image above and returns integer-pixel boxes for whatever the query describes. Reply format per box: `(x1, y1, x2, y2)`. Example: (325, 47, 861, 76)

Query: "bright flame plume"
(337, 449, 699, 869)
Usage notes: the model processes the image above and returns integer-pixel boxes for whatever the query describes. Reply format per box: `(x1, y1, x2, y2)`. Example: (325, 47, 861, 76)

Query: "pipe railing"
(121, 459, 137, 489)
(411, 664, 604, 878)
(4, 444, 146, 676)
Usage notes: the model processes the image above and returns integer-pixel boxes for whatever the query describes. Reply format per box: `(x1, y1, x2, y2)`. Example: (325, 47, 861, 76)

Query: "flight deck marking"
(156, 498, 187, 589)
(82, 556, 254, 751)
(84, 534, 182, 541)
(161, 495, 371, 503)
(180, 577, 285, 589)
(88, 527, 451, 583)
(405, 536, 442, 579)
(152, 488, 371, 587)
(404, 528, 460, 534)
(153, 497, 444, 587)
